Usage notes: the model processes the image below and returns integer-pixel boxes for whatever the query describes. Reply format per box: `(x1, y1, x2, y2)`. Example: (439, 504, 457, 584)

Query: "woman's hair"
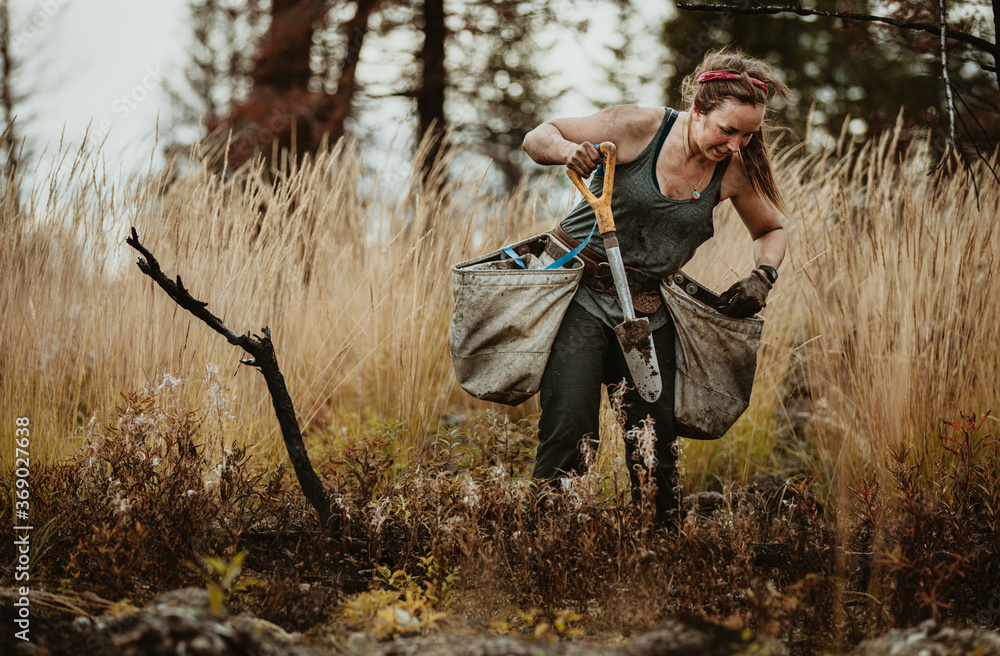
(681, 49, 789, 212)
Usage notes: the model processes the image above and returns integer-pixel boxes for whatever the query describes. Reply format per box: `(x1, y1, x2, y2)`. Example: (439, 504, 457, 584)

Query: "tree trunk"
(416, 0, 447, 173)
(321, 0, 382, 144)
(1, 0, 17, 180)
(208, 0, 329, 169)
(993, 0, 1000, 97)
(253, 0, 328, 93)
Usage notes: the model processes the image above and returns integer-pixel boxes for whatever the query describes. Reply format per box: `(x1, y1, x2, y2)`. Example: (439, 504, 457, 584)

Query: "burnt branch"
(940, 1, 957, 149)
(125, 227, 333, 532)
(675, 3, 997, 55)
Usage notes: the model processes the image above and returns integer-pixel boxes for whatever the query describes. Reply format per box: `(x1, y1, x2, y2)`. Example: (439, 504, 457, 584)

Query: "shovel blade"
(614, 317, 662, 402)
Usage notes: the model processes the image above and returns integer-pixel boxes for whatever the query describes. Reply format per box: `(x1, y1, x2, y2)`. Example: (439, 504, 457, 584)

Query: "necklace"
(690, 165, 711, 199)
(685, 112, 712, 199)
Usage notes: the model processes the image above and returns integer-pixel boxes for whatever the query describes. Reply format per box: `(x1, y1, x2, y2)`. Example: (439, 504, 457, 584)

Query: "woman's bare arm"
(728, 156, 787, 270)
(522, 105, 664, 177)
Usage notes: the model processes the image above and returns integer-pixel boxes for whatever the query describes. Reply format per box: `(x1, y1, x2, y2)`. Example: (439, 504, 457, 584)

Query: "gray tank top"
(559, 108, 731, 330)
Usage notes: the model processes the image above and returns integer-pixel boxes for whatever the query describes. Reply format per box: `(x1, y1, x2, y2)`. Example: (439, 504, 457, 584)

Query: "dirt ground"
(4, 585, 1000, 656)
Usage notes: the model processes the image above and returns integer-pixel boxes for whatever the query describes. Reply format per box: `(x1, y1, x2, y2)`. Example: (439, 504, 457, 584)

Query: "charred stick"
(125, 227, 333, 532)
(675, 3, 996, 55)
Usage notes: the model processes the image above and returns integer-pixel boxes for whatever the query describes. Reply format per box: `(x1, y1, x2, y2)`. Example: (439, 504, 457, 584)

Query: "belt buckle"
(594, 263, 616, 294)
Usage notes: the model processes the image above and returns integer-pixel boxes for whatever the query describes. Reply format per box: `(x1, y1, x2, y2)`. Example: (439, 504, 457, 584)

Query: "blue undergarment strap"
(503, 219, 598, 270)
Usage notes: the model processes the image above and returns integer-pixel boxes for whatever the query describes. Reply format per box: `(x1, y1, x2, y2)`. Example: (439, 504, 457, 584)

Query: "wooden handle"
(566, 142, 617, 234)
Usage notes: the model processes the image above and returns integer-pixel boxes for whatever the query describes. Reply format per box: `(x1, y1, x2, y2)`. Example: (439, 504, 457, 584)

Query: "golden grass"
(682, 127, 1000, 493)
(2, 125, 997, 497)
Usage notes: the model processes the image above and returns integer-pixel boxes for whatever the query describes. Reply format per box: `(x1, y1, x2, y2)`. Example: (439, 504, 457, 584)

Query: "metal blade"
(603, 243, 662, 402)
(614, 317, 662, 402)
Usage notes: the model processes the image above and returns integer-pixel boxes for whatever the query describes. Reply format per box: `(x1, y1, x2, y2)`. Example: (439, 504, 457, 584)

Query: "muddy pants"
(533, 300, 679, 523)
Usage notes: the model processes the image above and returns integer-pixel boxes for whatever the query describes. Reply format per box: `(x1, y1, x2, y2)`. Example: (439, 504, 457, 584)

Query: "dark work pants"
(533, 300, 679, 522)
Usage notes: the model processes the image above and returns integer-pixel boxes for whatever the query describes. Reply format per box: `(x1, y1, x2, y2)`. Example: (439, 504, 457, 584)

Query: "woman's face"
(693, 99, 765, 160)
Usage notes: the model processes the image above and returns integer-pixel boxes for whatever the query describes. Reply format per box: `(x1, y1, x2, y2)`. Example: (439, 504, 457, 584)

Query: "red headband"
(697, 71, 768, 94)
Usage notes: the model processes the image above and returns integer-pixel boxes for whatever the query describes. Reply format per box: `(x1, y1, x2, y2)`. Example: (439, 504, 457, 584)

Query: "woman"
(521, 50, 788, 526)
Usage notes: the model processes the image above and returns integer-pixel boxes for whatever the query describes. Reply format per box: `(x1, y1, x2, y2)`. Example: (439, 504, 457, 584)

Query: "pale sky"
(10, 0, 671, 180)
(13, 0, 190, 174)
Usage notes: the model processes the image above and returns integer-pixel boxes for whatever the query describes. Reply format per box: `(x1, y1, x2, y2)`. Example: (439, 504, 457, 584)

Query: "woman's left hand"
(716, 270, 772, 317)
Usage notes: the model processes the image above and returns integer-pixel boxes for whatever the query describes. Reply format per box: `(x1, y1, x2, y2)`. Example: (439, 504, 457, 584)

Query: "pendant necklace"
(690, 165, 710, 199)
(685, 114, 711, 199)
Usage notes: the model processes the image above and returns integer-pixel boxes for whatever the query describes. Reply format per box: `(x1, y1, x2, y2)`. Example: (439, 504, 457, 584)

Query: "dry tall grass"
(2, 126, 997, 499)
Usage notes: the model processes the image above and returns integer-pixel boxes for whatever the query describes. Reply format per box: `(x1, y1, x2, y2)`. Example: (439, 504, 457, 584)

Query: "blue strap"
(503, 219, 598, 270)
(593, 142, 605, 178)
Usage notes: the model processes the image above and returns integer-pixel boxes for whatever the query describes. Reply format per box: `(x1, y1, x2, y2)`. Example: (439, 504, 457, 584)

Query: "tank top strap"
(654, 109, 678, 161)
(645, 109, 731, 200)
(593, 107, 676, 180)
(648, 108, 678, 192)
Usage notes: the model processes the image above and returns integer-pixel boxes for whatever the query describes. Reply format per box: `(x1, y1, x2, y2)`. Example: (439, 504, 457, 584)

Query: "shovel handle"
(567, 142, 617, 235)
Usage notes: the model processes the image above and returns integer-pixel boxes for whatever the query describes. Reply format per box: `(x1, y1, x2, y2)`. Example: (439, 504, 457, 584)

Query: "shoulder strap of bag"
(502, 219, 598, 270)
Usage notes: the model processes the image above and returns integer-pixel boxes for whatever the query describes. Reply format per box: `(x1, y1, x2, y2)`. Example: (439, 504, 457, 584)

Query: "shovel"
(567, 142, 662, 402)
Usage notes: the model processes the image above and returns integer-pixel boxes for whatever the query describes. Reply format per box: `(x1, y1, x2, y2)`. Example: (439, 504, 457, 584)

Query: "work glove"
(716, 270, 772, 318)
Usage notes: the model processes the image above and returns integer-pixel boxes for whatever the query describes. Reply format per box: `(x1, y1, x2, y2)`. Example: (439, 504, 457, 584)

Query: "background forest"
(5, 0, 997, 186)
(175, 1, 1000, 182)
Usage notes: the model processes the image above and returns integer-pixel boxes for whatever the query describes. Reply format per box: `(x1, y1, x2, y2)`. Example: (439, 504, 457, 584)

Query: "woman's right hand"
(565, 141, 605, 178)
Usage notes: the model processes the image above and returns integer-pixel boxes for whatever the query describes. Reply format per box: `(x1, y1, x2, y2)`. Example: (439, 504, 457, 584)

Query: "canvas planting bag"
(661, 271, 764, 440)
(450, 232, 585, 405)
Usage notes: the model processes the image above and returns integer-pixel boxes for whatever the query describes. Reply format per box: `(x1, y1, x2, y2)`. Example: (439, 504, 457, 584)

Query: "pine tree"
(1, 0, 19, 181)
(449, 0, 563, 188)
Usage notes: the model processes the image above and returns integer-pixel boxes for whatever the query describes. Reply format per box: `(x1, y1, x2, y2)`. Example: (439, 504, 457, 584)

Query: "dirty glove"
(716, 270, 772, 318)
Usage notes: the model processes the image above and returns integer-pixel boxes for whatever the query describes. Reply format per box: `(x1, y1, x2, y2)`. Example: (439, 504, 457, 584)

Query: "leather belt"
(552, 223, 663, 313)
